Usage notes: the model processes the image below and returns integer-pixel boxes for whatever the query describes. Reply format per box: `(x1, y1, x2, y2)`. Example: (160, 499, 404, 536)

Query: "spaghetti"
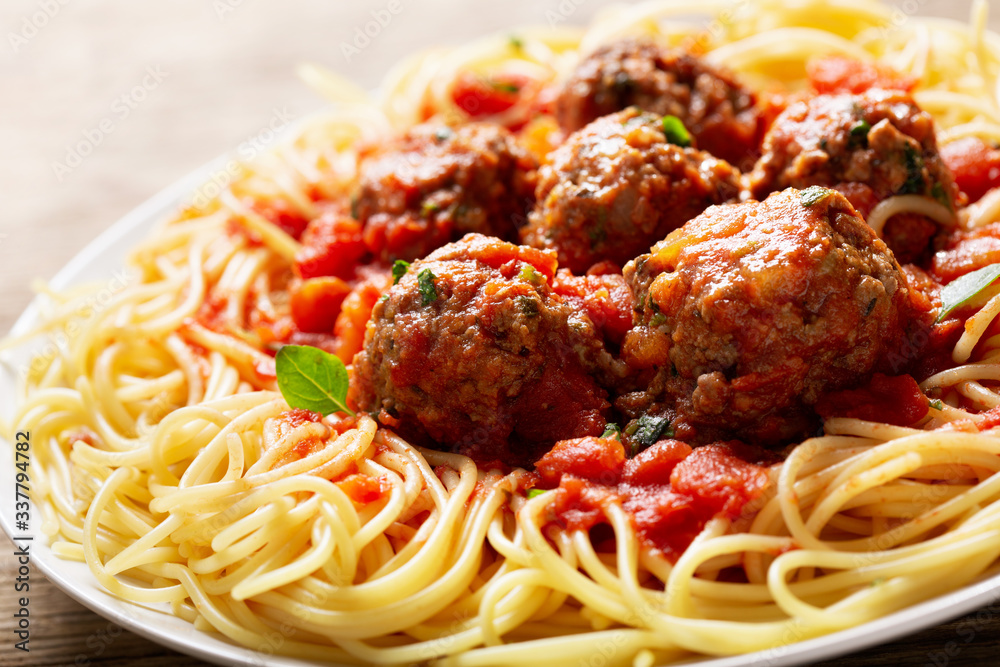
(6, 1, 1000, 665)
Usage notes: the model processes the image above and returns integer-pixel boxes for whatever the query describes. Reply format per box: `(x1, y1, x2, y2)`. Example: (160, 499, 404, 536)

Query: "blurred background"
(1, 0, 999, 665)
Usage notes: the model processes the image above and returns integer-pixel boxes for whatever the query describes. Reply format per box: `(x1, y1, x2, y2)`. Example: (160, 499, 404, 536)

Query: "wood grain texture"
(1, 0, 999, 665)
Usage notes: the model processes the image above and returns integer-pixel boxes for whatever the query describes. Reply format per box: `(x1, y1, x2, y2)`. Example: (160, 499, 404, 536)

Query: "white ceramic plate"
(2, 157, 1000, 667)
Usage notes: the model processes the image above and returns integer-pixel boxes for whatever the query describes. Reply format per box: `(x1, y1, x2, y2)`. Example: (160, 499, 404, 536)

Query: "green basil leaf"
(937, 263, 1000, 323)
(661, 115, 692, 147)
(275, 344, 354, 416)
(392, 259, 410, 285)
(800, 186, 833, 207)
(418, 268, 438, 305)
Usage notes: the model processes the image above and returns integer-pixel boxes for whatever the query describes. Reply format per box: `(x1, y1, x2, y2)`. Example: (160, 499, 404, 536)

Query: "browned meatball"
(620, 188, 911, 444)
(350, 234, 610, 466)
(356, 123, 537, 263)
(521, 108, 741, 275)
(748, 89, 961, 264)
(556, 39, 760, 166)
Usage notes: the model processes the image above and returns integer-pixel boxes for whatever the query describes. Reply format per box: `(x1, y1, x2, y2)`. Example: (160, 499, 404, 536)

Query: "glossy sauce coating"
(749, 89, 961, 264)
(356, 123, 537, 263)
(622, 188, 910, 443)
(555, 38, 760, 166)
(351, 234, 611, 466)
(535, 436, 770, 559)
(523, 108, 741, 274)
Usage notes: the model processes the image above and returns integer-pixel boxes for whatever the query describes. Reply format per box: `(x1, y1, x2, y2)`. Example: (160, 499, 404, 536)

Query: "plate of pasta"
(4, 1, 1000, 666)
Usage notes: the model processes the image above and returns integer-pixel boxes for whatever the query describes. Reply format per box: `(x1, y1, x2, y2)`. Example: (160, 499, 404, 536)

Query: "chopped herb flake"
(601, 423, 622, 441)
(627, 414, 674, 456)
(392, 259, 410, 285)
(931, 182, 951, 210)
(517, 295, 540, 317)
(417, 268, 438, 305)
(929, 398, 944, 410)
(509, 35, 524, 49)
(527, 488, 548, 499)
(900, 144, 925, 195)
(937, 263, 1000, 322)
(650, 312, 667, 327)
(661, 115, 692, 147)
(849, 119, 871, 146)
(519, 264, 544, 285)
(434, 127, 453, 142)
(800, 186, 833, 207)
(421, 200, 441, 216)
(490, 80, 520, 93)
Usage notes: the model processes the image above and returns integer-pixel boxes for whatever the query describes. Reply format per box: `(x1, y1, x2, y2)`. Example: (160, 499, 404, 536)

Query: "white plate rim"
(2, 152, 1000, 667)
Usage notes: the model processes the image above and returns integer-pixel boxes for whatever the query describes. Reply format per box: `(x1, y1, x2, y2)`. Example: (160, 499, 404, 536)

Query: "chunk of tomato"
(290, 276, 351, 333)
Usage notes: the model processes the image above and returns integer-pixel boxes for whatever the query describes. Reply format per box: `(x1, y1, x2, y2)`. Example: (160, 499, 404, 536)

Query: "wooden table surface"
(2, 0, 1000, 665)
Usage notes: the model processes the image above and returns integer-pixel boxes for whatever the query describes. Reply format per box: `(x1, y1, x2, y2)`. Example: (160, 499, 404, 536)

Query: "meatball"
(555, 39, 760, 166)
(356, 123, 537, 263)
(621, 188, 911, 444)
(350, 234, 610, 465)
(521, 108, 741, 274)
(748, 89, 961, 264)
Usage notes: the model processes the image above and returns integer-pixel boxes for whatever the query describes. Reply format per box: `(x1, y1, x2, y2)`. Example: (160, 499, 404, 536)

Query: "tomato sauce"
(816, 373, 929, 426)
(941, 137, 1000, 204)
(535, 437, 770, 559)
(807, 56, 917, 95)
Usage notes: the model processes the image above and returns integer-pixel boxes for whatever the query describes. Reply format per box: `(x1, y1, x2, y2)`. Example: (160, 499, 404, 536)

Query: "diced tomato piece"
(534, 436, 625, 487)
(550, 476, 615, 532)
(452, 71, 528, 118)
(807, 55, 917, 94)
(621, 439, 693, 486)
(816, 373, 929, 426)
(668, 443, 770, 518)
(457, 234, 558, 279)
(972, 406, 1000, 431)
(832, 182, 880, 219)
(332, 270, 391, 364)
(941, 137, 1000, 204)
(250, 197, 311, 240)
(290, 276, 352, 333)
(296, 213, 368, 280)
(336, 473, 388, 504)
(553, 270, 634, 345)
(931, 222, 1000, 284)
